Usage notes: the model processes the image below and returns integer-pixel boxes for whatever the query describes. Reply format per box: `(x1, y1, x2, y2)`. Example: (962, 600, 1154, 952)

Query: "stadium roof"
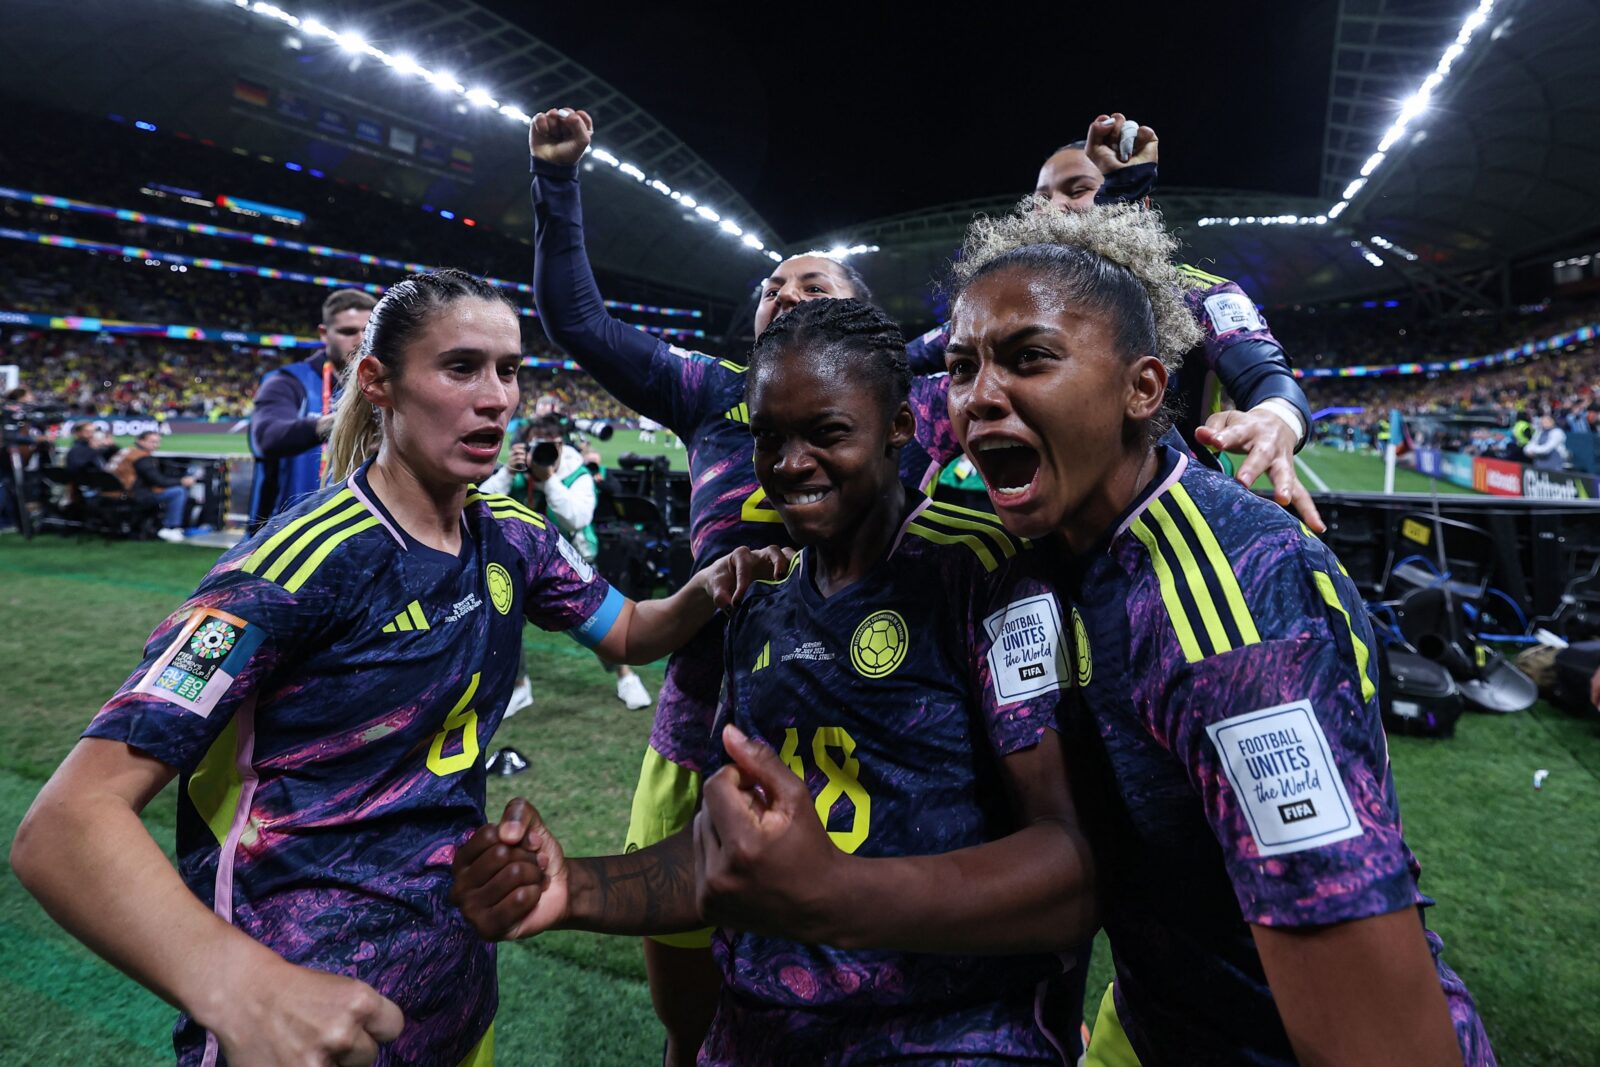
(794, 0, 1600, 322)
(0, 0, 783, 302)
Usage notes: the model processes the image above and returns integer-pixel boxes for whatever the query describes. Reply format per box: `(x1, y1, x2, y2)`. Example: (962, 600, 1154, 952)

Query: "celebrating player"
(528, 105, 971, 1061)
(453, 296, 1096, 1063)
(942, 204, 1494, 1065)
(910, 111, 1323, 531)
(10, 269, 786, 1067)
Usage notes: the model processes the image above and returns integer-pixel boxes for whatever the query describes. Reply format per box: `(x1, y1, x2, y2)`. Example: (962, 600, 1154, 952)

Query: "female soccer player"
(940, 204, 1495, 1065)
(453, 297, 1097, 1064)
(10, 269, 785, 1067)
(528, 106, 965, 1061)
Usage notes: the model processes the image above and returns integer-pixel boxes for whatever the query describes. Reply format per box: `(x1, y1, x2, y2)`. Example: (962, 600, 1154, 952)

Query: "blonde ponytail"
(324, 359, 382, 484)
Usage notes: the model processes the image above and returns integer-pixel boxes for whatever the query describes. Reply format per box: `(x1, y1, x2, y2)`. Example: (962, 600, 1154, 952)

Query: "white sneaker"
(504, 678, 534, 719)
(617, 672, 652, 709)
(157, 528, 186, 544)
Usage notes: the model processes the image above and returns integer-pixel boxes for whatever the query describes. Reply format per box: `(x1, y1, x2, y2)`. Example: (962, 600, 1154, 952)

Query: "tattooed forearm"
(565, 830, 701, 935)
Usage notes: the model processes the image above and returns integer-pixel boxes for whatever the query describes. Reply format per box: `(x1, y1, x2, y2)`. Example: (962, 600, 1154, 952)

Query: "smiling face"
(360, 296, 523, 487)
(945, 265, 1166, 545)
(753, 255, 863, 336)
(1034, 147, 1103, 213)
(748, 346, 913, 549)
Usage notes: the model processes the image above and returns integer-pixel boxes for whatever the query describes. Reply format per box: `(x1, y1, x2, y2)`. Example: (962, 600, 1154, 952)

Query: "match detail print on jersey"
(135, 606, 265, 718)
(1202, 292, 1266, 335)
(982, 593, 1068, 703)
(1205, 700, 1365, 857)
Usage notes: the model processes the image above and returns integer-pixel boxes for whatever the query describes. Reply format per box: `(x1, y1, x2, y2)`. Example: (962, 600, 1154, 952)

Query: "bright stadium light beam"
(719, 220, 743, 236)
(237, 0, 774, 258)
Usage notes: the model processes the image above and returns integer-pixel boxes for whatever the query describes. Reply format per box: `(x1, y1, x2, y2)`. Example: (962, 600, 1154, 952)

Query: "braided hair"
(325, 269, 518, 481)
(747, 298, 908, 413)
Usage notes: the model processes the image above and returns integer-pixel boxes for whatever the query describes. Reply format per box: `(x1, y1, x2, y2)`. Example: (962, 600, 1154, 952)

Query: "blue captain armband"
(570, 585, 626, 649)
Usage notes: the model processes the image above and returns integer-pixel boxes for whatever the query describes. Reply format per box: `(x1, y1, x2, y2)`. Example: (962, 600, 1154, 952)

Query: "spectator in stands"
(1524, 414, 1569, 470)
(247, 288, 375, 530)
(110, 430, 193, 542)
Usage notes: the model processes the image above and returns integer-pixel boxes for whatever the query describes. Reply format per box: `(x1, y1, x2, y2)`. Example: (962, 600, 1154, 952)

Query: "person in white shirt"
(483, 415, 653, 711)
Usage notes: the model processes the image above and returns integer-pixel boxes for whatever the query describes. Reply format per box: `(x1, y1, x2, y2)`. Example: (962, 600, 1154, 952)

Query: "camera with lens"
(530, 439, 561, 467)
(2, 401, 69, 447)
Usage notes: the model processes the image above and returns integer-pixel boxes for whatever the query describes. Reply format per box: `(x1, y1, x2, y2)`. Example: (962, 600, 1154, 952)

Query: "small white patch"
(557, 534, 596, 582)
(983, 593, 1068, 703)
(1203, 292, 1266, 336)
(1205, 700, 1364, 857)
(780, 639, 834, 664)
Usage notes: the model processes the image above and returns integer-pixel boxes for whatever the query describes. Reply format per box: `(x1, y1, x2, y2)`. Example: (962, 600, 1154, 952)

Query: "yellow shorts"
(1083, 983, 1141, 1067)
(624, 745, 713, 949)
(457, 1022, 494, 1067)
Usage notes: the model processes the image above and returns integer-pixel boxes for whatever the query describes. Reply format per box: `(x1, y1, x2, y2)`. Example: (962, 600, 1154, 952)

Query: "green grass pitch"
(8, 439, 1598, 1063)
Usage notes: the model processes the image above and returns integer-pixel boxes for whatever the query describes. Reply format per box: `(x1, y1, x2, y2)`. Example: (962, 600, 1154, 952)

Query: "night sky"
(486, 0, 1340, 242)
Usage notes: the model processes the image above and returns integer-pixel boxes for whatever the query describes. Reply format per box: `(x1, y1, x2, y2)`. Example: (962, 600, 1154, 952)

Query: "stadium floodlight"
(1342, 177, 1367, 200)
(766, 250, 783, 262)
(1328, 200, 1348, 219)
(719, 220, 743, 236)
(741, 234, 762, 249)
(1360, 152, 1386, 177)
(235, 0, 774, 259)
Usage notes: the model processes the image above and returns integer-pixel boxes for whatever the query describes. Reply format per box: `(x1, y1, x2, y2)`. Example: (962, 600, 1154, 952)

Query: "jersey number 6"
(427, 672, 482, 776)
(778, 726, 871, 853)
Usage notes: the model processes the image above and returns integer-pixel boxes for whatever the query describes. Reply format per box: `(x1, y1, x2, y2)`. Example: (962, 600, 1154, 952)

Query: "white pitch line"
(1295, 453, 1331, 494)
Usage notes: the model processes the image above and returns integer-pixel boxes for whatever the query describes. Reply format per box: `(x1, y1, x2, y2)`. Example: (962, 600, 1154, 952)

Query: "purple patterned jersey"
(1057, 443, 1494, 1066)
(635, 342, 960, 772)
(84, 461, 620, 1066)
(700, 499, 1071, 1065)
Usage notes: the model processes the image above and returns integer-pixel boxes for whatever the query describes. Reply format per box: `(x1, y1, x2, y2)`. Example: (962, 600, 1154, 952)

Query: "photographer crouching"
(481, 413, 653, 712)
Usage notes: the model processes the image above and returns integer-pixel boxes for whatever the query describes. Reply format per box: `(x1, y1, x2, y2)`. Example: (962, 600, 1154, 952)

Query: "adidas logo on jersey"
(381, 601, 430, 634)
(724, 403, 750, 425)
(752, 642, 770, 672)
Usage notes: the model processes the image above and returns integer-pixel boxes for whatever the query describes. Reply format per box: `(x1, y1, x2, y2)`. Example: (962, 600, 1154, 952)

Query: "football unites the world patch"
(485, 562, 513, 615)
(850, 610, 908, 679)
(136, 607, 265, 717)
(1205, 700, 1365, 857)
(983, 593, 1069, 703)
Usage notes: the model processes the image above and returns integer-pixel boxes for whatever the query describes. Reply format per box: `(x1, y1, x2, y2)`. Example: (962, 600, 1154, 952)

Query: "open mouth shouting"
(968, 436, 1042, 507)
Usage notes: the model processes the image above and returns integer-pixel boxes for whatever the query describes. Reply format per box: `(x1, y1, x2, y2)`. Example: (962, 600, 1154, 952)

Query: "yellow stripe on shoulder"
(1129, 516, 1206, 664)
(1312, 570, 1377, 704)
(919, 503, 1021, 561)
(244, 489, 356, 574)
(718, 359, 748, 373)
(282, 518, 382, 593)
(1167, 483, 1261, 646)
(1178, 263, 1229, 287)
(757, 551, 803, 586)
(906, 519, 999, 572)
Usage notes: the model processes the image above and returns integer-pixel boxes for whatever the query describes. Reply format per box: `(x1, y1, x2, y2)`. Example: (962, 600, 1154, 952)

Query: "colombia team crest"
(850, 610, 908, 679)
(486, 563, 513, 615)
(1072, 607, 1092, 687)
